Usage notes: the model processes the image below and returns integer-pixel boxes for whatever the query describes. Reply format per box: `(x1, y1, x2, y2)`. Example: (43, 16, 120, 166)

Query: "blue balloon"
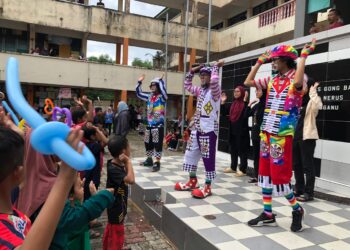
(1, 100, 20, 125)
(5, 57, 95, 171)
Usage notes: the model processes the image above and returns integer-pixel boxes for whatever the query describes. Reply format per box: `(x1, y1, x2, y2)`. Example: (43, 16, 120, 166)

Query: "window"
(227, 11, 247, 27)
(253, 0, 278, 16)
(211, 22, 224, 30)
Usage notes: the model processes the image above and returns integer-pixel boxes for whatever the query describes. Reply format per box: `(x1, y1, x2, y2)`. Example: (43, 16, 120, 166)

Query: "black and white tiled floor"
(132, 156, 350, 250)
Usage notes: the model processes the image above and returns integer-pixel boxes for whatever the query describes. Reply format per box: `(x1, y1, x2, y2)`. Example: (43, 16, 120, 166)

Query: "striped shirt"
(0, 208, 31, 250)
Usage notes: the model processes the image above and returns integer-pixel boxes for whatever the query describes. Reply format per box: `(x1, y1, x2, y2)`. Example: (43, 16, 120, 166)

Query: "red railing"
(258, 0, 295, 28)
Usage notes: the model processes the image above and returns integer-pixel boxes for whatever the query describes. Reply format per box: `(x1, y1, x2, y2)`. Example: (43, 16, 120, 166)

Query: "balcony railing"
(258, 0, 295, 28)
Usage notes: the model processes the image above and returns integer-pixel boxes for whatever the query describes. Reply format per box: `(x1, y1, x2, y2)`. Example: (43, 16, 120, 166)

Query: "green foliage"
(88, 54, 114, 64)
(132, 57, 153, 69)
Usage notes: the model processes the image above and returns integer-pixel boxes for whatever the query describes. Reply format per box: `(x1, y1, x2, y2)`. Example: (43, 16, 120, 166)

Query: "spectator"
(93, 107, 105, 129)
(221, 87, 250, 177)
(128, 104, 136, 130)
(103, 136, 135, 250)
(293, 79, 323, 202)
(32, 47, 40, 55)
(113, 101, 130, 137)
(105, 107, 114, 135)
(245, 88, 267, 183)
(328, 9, 344, 30)
(309, 22, 320, 34)
(96, 0, 104, 7)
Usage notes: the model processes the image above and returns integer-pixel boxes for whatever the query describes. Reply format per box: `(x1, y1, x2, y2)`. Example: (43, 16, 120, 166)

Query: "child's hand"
(82, 95, 92, 104)
(106, 188, 115, 194)
(60, 128, 84, 175)
(119, 153, 130, 164)
(89, 181, 97, 196)
(73, 97, 84, 107)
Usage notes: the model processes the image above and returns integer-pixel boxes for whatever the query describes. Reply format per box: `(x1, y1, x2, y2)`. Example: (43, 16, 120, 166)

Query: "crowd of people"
(0, 92, 136, 249)
(0, 37, 324, 250)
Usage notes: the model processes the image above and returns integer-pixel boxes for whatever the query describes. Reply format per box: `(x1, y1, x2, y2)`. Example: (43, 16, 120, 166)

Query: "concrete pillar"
(121, 89, 127, 103)
(294, 0, 307, 38)
(81, 33, 88, 58)
(118, 0, 123, 11)
(122, 38, 129, 65)
(114, 90, 119, 110)
(189, 48, 196, 68)
(191, 0, 198, 26)
(29, 24, 35, 53)
(247, 0, 253, 18)
(124, 0, 130, 13)
(27, 85, 34, 106)
(187, 48, 196, 119)
(178, 52, 184, 72)
(116, 43, 121, 64)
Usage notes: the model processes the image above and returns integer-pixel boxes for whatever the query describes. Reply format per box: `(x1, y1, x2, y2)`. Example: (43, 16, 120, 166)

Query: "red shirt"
(0, 208, 31, 250)
(329, 21, 344, 29)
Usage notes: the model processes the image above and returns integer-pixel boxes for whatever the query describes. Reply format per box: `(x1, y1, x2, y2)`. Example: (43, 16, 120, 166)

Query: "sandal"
(89, 229, 101, 239)
(296, 193, 314, 202)
(89, 220, 103, 229)
(248, 178, 258, 183)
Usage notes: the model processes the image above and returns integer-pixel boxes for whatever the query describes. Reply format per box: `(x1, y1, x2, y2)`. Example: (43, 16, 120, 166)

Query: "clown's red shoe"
(191, 184, 212, 199)
(174, 177, 199, 191)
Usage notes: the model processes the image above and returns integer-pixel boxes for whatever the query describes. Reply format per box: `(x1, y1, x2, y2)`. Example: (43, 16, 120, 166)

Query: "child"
(82, 126, 108, 201)
(72, 95, 94, 128)
(103, 136, 135, 250)
(0, 124, 82, 250)
(49, 175, 114, 250)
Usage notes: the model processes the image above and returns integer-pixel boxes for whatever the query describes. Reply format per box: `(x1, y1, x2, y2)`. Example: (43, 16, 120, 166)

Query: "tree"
(152, 51, 165, 70)
(132, 57, 153, 69)
(88, 54, 114, 64)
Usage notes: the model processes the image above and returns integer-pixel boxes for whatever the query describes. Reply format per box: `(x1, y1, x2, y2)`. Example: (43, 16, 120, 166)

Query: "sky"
(87, 0, 164, 64)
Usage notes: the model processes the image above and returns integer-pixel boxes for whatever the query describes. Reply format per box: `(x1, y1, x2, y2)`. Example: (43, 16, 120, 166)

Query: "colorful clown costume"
(175, 64, 221, 199)
(256, 68, 307, 195)
(246, 42, 315, 232)
(136, 78, 167, 171)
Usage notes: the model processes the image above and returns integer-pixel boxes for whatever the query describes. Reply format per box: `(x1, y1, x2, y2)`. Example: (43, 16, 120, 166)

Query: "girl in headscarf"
(221, 85, 250, 176)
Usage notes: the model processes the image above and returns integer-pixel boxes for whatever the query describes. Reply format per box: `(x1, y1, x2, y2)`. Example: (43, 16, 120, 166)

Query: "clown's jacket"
(185, 65, 221, 135)
(255, 69, 307, 137)
(136, 79, 168, 127)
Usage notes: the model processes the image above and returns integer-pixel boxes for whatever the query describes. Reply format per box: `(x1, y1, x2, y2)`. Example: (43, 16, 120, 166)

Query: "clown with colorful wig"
(136, 74, 168, 172)
(174, 60, 224, 199)
(244, 39, 316, 232)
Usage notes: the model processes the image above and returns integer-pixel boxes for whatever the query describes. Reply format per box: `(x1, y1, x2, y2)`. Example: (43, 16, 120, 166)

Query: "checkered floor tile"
(132, 156, 350, 250)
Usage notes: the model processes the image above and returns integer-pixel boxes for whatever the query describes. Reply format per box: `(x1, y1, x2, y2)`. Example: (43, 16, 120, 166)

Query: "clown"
(244, 39, 316, 232)
(174, 60, 224, 199)
(136, 74, 167, 172)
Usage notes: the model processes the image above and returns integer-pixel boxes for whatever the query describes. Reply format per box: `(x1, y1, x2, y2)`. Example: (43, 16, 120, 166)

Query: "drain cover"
(204, 215, 216, 220)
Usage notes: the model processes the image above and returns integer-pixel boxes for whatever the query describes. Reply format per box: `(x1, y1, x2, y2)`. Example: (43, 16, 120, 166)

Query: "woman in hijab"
(221, 85, 250, 176)
(16, 128, 58, 222)
(113, 101, 130, 137)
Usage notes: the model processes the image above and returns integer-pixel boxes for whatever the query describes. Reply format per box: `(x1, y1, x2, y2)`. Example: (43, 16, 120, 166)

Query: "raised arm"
(136, 74, 149, 102)
(158, 78, 168, 101)
(244, 50, 271, 88)
(210, 60, 224, 101)
(184, 65, 202, 97)
(294, 39, 316, 88)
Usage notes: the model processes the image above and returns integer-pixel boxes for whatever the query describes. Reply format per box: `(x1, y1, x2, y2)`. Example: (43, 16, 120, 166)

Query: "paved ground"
(90, 130, 179, 250)
(133, 154, 350, 250)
